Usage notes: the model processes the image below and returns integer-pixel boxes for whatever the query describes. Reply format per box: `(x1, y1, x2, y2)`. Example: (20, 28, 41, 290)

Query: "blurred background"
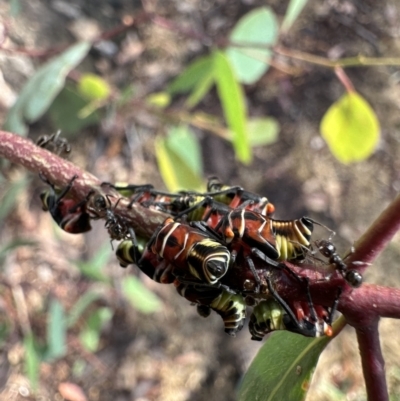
(1, 0, 400, 400)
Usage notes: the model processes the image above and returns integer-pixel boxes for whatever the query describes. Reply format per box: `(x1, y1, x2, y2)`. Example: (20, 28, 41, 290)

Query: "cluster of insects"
(38, 170, 363, 340)
(37, 128, 362, 340)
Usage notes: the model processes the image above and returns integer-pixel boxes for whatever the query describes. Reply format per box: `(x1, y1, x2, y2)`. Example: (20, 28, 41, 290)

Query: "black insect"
(316, 240, 363, 288)
(36, 130, 71, 156)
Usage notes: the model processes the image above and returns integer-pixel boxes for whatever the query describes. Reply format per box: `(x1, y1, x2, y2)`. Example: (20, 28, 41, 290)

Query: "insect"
(316, 239, 363, 288)
(104, 182, 176, 213)
(116, 220, 244, 335)
(217, 209, 314, 263)
(86, 193, 131, 242)
(36, 130, 71, 156)
(175, 281, 246, 336)
(206, 176, 275, 216)
(39, 174, 92, 234)
(117, 239, 177, 283)
(108, 177, 276, 219)
(145, 217, 231, 286)
(249, 298, 333, 340)
(248, 276, 339, 340)
(116, 216, 232, 284)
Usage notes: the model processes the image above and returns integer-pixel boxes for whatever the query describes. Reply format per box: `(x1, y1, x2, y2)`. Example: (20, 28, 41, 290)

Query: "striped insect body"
(39, 174, 92, 234)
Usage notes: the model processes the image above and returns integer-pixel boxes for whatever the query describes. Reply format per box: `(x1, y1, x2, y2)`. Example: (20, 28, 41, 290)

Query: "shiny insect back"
(217, 209, 315, 262)
(39, 174, 92, 234)
(148, 217, 231, 285)
(316, 239, 363, 288)
(175, 281, 246, 336)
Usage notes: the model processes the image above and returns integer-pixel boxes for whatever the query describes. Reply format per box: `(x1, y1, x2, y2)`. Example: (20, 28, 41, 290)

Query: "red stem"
(356, 322, 389, 401)
(345, 192, 400, 272)
(335, 67, 355, 93)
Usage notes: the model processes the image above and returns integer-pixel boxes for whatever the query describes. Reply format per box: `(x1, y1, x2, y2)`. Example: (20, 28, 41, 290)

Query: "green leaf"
(121, 276, 162, 314)
(185, 72, 214, 109)
(238, 332, 331, 401)
(226, 7, 278, 84)
(320, 92, 380, 164)
(48, 85, 100, 134)
(24, 334, 40, 389)
(45, 299, 66, 360)
(155, 126, 205, 192)
(213, 51, 251, 164)
(79, 307, 112, 352)
(66, 291, 104, 328)
(78, 73, 111, 101)
(146, 92, 171, 108)
(166, 125, 203, 175)
(4, 41, 91, 135)
(74, 244, 112, 283)
(167, 56, 214, 95)
(0, 176, 29, 221)
(281, 0, 309, 32)
(247, 117, 280, 147)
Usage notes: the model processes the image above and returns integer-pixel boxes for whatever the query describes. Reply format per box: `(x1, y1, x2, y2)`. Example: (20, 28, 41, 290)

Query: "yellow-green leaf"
(5, 41, 91, 135)
(78, 73, 111, 101)
(121, 276, 162, 314)
(213, 51, 251, 164)
(167, 56, 214, 95)
(320, 92, 380, 164)
(281, 0, 309, 32)
(247, 117, 280, 147)
(155, 127, 205, 192)
(146, 92, 171, 108)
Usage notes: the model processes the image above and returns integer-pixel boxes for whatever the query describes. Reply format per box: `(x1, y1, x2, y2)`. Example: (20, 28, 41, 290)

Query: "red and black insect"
(116, 216, 231, 285)
(248, 277, 339, 340)
(145, 217, 231, 286)
(105, 182, 175, 213)
(316, 239, 363, 288)
(249, 298, 333, 340)
(174, 281, 246, 336)
(108, 178, 276, 220)
(206, 176, 275, 216)
(115, 218, 244, 335)
(117, 239, 177, 283)
(39, 174, 92, 234)
(217, 209, 314, 263)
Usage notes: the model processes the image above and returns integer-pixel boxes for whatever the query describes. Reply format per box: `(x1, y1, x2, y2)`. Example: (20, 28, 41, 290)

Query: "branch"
(356, 322, 389, 401)
(2, 131, 400, 313)
(0, 131, 167, 238)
